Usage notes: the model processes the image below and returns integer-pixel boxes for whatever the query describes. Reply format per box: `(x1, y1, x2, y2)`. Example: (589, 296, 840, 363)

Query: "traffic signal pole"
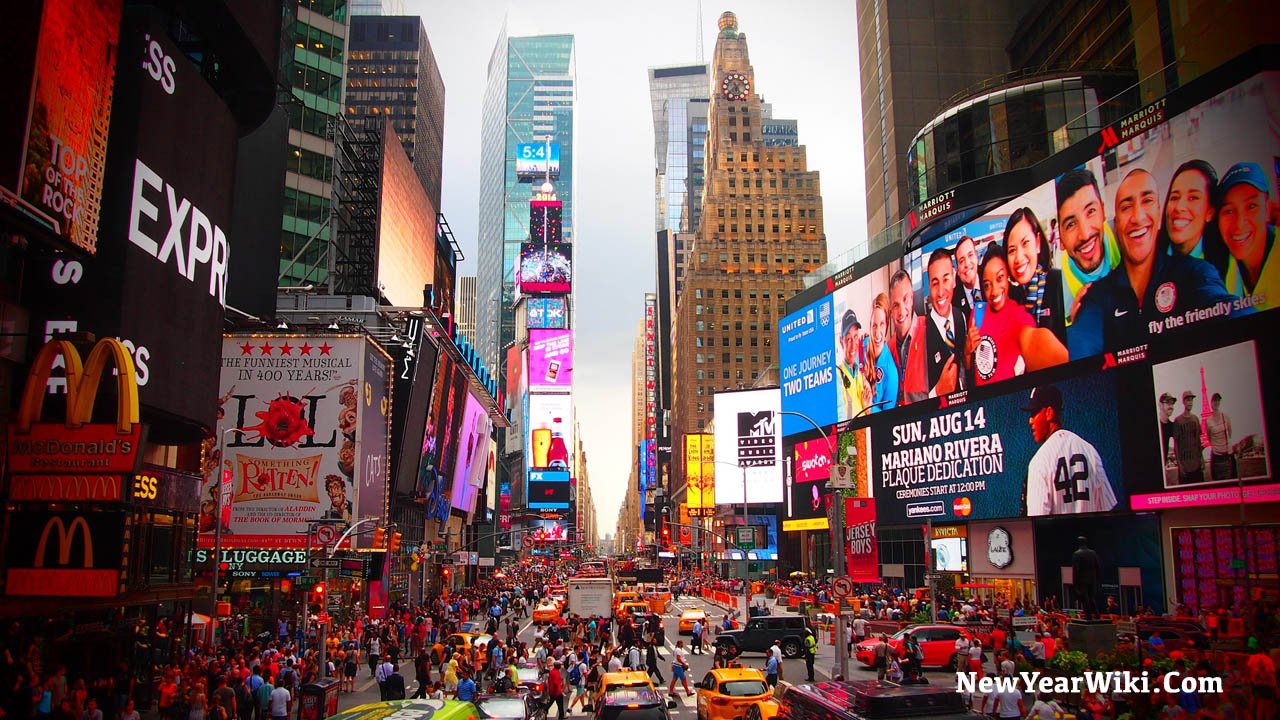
(313, 517, 383, 679)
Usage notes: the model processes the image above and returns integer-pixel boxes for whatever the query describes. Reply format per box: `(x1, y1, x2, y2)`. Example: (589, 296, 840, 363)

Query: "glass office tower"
(477, 33, 576, 372)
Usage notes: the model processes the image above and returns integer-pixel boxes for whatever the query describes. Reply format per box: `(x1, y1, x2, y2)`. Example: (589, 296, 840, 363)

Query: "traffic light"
(389, 532, 402, 554)
(441, 567, 451, 582)
(373, 527, 386, 549)
(661, 524, 670, 544)
(312, 582, 325, 600)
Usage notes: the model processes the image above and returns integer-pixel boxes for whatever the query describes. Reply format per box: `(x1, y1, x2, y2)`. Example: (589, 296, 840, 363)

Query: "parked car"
(853, 625, 978, 670)
(714, 614, 814, 658)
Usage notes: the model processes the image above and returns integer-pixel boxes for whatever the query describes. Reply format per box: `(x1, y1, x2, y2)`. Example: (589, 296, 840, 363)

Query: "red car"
(854, 624, 979, 670)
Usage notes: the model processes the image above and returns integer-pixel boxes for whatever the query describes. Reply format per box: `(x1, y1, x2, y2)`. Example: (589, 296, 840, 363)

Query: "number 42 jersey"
(1026, 428, 1117, 516)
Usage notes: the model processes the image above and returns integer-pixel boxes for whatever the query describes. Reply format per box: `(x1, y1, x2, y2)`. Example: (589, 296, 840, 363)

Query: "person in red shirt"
(965, 246, 1067, 385)
(547, 661, 566, 720)
(1040, 633, 1056, 661)
(888, 270, 929, 404)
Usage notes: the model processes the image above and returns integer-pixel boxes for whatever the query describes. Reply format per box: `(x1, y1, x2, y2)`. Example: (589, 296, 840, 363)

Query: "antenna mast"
(696, 0, 704, 63)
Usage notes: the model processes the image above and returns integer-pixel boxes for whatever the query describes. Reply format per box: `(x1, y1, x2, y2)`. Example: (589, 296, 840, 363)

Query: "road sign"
(314, 524, 339, 545)
(923, 573, 941, 580)
(309, 557, 340, 570)
(832, 577, 854, 598)
(1116, 621, 1138, 635)
(522, 535, 534, 549)
(1230, 559, 1246, 570)
(1012, 616, 1037, 628)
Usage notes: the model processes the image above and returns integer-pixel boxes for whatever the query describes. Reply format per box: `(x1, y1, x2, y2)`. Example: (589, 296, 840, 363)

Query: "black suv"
(714, 614, 814, 658)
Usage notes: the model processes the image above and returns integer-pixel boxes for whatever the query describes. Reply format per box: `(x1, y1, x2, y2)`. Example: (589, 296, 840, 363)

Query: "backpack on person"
(568, 663, 582, 685)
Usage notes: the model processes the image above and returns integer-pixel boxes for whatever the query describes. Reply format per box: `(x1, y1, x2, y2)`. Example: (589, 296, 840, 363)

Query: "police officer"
(804, 628, 818, 681)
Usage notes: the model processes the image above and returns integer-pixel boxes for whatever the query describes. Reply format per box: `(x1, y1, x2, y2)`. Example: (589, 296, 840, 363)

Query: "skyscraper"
(857, 1, 1035, 244)
(650, 65, 709, 469)
(278, 0, 352, 287)
(671, 11, 828, 455)
(477, 32, 576, 374)
(349, 0, 404, 15)
(456, 275, 477, 346)
(346, 15, 446, 210)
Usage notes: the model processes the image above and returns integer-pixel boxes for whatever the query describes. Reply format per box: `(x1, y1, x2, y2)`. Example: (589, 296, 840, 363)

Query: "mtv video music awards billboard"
(515, 142, 561, 180)
(518, 242, 572, 295)
(205, 336, 389, 547)
(870, 373, 1124, 523)
(714, 388, 783, 504)
(528, 329, 573, 393)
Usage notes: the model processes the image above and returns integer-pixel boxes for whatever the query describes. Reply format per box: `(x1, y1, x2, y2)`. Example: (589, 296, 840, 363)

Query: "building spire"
(696, 0, 704, 63)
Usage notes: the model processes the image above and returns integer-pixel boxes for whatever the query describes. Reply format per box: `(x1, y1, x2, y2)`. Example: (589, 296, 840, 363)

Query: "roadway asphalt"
(334, 593, 963, 716)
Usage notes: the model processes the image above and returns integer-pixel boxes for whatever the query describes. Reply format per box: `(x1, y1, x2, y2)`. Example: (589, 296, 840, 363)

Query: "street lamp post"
(210, 427, 242, 647)
(777, 410, 848, 681)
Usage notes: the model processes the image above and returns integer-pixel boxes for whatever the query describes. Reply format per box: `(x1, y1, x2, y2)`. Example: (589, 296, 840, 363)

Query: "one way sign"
(309, 557, 340, 570)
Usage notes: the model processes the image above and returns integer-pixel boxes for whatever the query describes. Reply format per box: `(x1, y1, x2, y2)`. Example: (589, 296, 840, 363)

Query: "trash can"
(297, 678, 340, 720)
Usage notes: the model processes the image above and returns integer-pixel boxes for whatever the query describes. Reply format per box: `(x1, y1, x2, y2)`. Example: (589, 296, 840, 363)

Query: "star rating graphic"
(239, 341, 254, 355)
(279, 342, 294, 355)
(299, 342, 313, 356)
(319, 342, 332, 355)
(258, 341, 273, 355)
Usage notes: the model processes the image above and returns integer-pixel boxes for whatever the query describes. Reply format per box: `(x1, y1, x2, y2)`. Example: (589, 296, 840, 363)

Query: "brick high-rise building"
(671, 11, 828, 492)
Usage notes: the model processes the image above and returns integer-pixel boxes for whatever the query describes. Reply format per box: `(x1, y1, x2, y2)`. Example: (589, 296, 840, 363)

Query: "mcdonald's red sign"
(4, 511, 124, 597)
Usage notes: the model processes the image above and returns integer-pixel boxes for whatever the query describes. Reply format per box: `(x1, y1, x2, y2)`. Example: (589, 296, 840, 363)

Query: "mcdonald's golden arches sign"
(4, 511, 125, 597)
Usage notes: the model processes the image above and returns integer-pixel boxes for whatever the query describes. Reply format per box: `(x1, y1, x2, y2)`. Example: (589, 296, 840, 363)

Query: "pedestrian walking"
(667, 641, 692, 698)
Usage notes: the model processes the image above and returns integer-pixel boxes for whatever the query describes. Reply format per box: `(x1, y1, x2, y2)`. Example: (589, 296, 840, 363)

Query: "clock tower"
(671, 10, 829, 493)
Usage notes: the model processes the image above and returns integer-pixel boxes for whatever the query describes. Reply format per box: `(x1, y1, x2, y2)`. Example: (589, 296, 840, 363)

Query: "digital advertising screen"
(518, 242, 572, 295)
(515, 142, 561, 180)
(713, 388, 783, 505)
(527, 394, 573, 471)
(527, 469, 571, 510)
(0, 0, 122, 255)
(1134, 339, 1272, 509)
(784, 70, 1280, 441)
(685, 433, 716, 515)
(528, 329, 573, 393)
(526, 297, 568, 329)
(450, 392, 492, 514)
(529, 200, 563, 244)
(870, 372, 1124, 524)
(783, 436, 833, 531)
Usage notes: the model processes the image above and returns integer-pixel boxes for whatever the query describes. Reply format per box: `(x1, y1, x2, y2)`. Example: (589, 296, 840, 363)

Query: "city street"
(335, 592, 960, 715)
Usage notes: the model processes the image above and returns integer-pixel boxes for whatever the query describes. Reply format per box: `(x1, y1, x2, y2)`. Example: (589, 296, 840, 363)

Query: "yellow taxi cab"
(614, 589, 640, 607)
(593, 670, 655, 713)
(695, 667, 771, 720)
(642, 584, 673, 614)
(678, 608, 708, 635)
(533, 601, 562, 624)
(616, 601, 651, 626)
(435, 633, 492, 665)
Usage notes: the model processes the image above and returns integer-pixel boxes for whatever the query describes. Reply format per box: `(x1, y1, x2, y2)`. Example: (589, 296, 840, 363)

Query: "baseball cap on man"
(1159, 393, 1176, 404)
(1220, 162, 1270, 196)
(1021, 385, 1062, 413)
(842, 310, 861, 335)
(1182, 390, 1196, 400)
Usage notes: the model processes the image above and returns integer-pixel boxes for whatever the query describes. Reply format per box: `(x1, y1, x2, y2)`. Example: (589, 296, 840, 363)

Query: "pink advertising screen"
(528, 329, 573, 394)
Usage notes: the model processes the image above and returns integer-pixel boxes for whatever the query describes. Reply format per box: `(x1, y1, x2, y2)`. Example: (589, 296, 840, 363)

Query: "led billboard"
(527, 469, 571, 510)
(529, 200, 563, 244)
(518, 242, 572, 295)
(204, 336, 390, 547)
(871, 372, 1124, 523)
(527, 394, 573, 471)
(0, 0, 122, 254)
(528, 329, 573, 393)
(515, 142, 561, 180)
(713, 388, 783, 505)
(685, 433, 715, 516)
(527, 297, 568, 329)
(782, 70, 1280, 432)
(450, 392, 492, 515)
(378, 123, 438, 307)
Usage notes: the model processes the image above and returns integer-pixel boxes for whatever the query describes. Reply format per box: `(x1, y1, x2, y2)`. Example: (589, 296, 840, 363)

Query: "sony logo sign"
(128, 158, 228, 305)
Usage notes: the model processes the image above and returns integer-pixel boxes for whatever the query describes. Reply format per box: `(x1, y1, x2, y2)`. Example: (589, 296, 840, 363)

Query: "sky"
(406, 0, 864, 537)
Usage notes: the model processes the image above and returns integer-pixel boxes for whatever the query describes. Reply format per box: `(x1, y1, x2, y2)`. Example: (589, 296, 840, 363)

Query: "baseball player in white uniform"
(1022, 385, 1117, 516)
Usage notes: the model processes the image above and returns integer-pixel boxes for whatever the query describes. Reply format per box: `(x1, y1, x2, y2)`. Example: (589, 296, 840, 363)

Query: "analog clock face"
(721, 72, 750, 101)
